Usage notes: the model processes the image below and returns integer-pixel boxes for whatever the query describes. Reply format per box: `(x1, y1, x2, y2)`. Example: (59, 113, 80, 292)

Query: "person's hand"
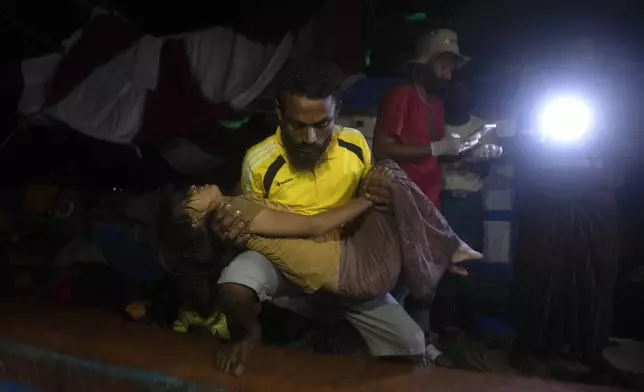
(430, 133, 468, 157)
(212, 201, 251, 246)
(464, 144, 503, 162)
(360, 166, 394, 213)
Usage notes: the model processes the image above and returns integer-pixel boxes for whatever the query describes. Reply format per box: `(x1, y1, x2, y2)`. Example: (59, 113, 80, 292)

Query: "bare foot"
(451, 239, 483, 264)
(216, 329, 261, 376)
(447, 264, 469, 276)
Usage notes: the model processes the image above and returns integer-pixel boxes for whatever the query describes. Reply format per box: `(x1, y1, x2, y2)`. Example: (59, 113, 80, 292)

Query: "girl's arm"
(248, 198, 373, 237)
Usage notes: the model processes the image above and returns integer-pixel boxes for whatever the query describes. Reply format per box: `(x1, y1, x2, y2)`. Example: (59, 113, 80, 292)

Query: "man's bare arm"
(373, 132, 432, 162)
(248, 198, 373, 237)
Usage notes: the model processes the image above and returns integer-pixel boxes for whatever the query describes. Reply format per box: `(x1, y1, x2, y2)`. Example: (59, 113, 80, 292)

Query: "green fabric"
(219, 118, 249, 129)
(406, 12, 427, 21)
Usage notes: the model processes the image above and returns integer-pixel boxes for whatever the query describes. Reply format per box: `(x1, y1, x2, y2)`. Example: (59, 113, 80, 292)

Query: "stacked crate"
(480, 120, 516, 281)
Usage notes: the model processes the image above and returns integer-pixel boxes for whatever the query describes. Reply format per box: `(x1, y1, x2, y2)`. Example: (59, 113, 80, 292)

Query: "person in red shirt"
(373, 29, 469, 366)
(374, 29, 468, 209)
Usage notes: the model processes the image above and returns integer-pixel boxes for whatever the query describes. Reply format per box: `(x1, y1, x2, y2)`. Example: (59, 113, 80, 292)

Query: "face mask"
(413, 63, 446, 96)
(424, 72, 449, 96)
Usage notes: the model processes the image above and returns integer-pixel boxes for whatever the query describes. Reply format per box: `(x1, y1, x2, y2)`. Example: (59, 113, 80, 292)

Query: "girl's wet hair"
(157, 188, 223, 277)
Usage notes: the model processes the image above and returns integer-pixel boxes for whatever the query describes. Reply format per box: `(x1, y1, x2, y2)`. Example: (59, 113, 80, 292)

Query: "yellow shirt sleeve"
(240, 151, 264, 196)
(336, 128, 373, 180)
(356, 132, 373, 178)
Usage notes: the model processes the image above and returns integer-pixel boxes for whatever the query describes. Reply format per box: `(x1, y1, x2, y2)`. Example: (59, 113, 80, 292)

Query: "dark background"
(0, 0, 642, 339)
(2, 0, 643, 195)
(4, 1, 644, 64)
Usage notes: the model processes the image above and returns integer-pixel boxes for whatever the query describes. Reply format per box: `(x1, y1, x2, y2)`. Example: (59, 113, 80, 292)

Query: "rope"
(0, 122, 26, 154)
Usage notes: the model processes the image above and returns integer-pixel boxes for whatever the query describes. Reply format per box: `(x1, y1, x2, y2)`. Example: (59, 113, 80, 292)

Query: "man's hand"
(464, 144, 503, 162)
(360, 166, 394, 213)
(212, 201, 251, 246)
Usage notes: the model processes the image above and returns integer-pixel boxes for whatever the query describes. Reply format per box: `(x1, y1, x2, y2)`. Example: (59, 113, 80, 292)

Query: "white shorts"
(218, 251, 425, 357)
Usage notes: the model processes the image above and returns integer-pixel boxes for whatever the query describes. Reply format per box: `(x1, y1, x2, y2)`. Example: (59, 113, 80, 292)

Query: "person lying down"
(158, 160, 482, 300)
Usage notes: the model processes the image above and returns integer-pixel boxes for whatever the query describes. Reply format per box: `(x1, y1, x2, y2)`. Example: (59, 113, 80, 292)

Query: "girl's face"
(184, 185, 223, 226)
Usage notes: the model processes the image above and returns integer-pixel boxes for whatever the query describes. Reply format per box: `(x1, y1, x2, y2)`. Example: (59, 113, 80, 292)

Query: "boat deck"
(0, 302, 626, 392)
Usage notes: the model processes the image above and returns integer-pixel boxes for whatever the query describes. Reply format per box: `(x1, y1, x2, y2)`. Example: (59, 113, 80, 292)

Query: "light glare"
(539, 98, 591, 141)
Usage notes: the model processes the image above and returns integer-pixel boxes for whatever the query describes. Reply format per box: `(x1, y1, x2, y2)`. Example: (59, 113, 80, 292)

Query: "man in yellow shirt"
(212, 60, 424, 375)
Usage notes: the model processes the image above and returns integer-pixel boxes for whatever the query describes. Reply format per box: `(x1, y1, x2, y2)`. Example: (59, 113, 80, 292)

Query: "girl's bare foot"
(451, 239, 483, 264)
(447, 264, 469, 276)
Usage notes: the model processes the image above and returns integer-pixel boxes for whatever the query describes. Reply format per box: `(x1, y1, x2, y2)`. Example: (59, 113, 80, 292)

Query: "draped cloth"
(512, 187, 619, 358)
(338, 160, 460, 299)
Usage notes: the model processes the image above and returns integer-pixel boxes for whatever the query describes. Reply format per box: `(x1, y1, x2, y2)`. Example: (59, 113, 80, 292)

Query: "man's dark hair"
(275, 58, 344, 106)
(157, 189, 222, 277)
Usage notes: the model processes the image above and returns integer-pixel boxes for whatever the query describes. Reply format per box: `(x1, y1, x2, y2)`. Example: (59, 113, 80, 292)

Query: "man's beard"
(404, 63, 449, 96)
(422, 71, 449, 97)
(281, 132, 331, 171)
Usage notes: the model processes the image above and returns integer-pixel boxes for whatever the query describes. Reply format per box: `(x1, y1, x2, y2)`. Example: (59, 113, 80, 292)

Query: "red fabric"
(135, 39, 232, 144)
(47, 15, 144, 106)
(375, 84, 445, 208)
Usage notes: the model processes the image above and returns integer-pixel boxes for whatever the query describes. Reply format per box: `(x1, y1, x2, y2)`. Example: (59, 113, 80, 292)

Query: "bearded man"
(211, 59, 426, 375)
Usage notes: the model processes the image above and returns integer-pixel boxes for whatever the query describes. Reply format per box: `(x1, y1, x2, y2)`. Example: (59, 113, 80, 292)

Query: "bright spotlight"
(539, 98, 591, 142)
